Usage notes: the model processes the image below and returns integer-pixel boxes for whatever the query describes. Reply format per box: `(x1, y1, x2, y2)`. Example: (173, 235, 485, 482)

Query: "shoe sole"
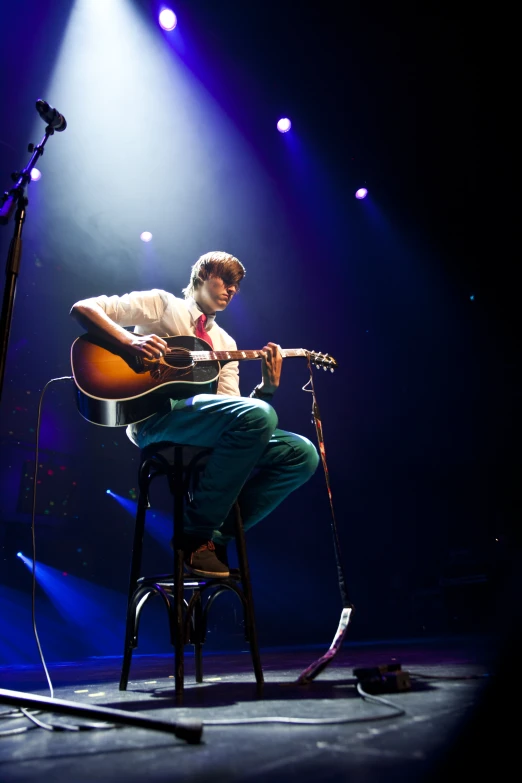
(184, 564, 230, 579)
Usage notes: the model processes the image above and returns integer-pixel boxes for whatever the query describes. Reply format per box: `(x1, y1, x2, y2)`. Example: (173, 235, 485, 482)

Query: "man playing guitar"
(70, 251, 320, 578)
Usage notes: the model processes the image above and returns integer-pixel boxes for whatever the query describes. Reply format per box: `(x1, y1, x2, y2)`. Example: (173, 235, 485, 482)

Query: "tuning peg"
(330, 368, 334, 373)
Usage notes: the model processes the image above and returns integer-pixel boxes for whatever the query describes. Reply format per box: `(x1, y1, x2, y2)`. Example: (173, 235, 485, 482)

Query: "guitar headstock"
(307, 351, 338, 372)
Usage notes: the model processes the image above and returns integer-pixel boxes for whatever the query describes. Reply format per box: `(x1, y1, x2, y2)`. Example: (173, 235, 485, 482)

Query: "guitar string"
(162, 349, 331, 362)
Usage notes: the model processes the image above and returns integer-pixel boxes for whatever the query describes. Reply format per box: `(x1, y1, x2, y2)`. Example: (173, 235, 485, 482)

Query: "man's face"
(193, 275, 239, 314)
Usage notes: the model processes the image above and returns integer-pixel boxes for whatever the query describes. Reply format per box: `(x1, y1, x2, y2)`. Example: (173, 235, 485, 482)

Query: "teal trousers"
(133, 394, 320, 543)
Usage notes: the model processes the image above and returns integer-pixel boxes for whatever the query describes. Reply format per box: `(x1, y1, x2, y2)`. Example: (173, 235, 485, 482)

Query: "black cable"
(303, 360, 350, 608)
(19, 708, 57, 732)
(9, 375, 119, 734)
(0, 725, 36, 736)
(409, 672, 491, 681)
(204, 681, 405, 726)
(295, 362, 354, 685)
(0, 374, 205, 743)
(355, 681, 407, 716)
(203, 668, 488, 728)
(1, 379, 73, 738)
(0, 708, 22, 718)
(203, 668, 491, 727)
(0, 707, 36, 735)
(29, 376, 74, 698)
(18, 707, 118, 733)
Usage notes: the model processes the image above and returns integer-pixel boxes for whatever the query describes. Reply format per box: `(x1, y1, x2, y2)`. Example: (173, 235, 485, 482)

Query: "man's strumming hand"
(127, 333, 168, 360)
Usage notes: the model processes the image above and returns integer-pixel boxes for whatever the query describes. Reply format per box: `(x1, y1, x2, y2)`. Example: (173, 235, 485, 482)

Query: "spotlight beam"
(0, 688, 202, 744)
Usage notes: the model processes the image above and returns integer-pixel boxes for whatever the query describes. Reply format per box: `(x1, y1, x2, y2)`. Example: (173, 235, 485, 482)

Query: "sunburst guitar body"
(71, 333, 337, 426)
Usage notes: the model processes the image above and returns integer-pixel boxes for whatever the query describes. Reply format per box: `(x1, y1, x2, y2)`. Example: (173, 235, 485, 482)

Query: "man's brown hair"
(182, 251, 246, 299)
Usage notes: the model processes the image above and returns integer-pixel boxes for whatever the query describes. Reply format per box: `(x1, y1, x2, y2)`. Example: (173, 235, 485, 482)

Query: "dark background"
(0, 0, 516, 665)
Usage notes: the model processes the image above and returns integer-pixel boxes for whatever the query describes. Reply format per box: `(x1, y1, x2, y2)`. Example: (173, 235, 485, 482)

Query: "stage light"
(17, 552, 23, 558)
(32, 0, 282, 293)
(30, 168, 42, 181)
(106, 489, 111, 494)
(159, 8, 177, 31)
(108, 491, 171, 549)
(355, 188, 368, 199)
(140, 231, 153, 242)
(15, 555, 127, 652)
(277, 118, 292, 133)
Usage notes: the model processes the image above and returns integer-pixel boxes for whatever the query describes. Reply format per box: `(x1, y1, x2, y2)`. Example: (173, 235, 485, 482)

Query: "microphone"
(35, 99, 67, 132)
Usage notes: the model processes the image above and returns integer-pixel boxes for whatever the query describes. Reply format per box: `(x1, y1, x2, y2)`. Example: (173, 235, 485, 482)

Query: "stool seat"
(140, 440, 213, 468)
(119, 441, 264, 702)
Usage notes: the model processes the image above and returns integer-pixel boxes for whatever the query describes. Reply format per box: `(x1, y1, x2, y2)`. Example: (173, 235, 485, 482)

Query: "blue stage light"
(16, 552, 23, 558)
(106, 489, 111, 494)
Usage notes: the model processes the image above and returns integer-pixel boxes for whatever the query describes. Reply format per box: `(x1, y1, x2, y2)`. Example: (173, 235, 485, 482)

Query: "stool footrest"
(137, 573, 241, 587)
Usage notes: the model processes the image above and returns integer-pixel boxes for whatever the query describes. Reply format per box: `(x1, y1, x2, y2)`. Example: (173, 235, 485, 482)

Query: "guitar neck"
(189, 348, 308, 362)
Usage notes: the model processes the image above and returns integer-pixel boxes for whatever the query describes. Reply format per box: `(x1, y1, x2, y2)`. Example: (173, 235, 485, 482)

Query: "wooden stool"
(119, 441, 264, 702)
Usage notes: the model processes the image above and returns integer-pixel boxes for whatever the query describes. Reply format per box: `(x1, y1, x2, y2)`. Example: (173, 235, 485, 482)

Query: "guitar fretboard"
(166, 349, 308, 362)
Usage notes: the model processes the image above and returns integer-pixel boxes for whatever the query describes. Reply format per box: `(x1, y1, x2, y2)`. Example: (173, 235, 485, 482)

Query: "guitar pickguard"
(149, 361, 194, 382)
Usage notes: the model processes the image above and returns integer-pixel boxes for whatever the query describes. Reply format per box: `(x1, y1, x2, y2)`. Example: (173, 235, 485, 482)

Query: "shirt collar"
(186, 297, 216, 329)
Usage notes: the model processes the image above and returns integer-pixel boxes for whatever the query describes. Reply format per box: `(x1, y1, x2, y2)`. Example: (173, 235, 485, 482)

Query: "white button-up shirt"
(91, 288, 241, 398)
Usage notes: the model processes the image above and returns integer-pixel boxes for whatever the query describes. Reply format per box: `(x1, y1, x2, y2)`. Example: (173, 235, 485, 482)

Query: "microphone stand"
(0, 124, 56, 402)
(0, 111, 203, 743)
(295, 357, 354, 684)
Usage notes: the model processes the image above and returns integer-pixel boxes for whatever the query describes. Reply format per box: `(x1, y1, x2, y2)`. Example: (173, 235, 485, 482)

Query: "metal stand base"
(0, 688, 202, 743)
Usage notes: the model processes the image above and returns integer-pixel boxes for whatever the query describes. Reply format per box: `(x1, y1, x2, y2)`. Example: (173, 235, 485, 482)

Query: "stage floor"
(0, 634, 506, 782)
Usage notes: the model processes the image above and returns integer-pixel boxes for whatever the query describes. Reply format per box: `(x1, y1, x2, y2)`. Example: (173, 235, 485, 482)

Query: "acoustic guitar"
(70, 334, 338, 427)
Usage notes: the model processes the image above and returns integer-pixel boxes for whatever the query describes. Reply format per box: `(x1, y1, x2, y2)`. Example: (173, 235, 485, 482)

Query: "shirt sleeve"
(89, 289, 169, 328)
(216, 333, 240, 397)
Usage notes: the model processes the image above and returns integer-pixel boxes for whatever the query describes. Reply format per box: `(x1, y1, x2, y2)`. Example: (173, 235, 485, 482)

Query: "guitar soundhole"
(165, 348, 195, 369)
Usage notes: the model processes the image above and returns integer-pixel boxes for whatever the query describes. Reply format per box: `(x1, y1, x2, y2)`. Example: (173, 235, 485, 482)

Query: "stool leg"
(192, 592, 204, 683)
(119, 624, 134, 691)
(119, 472, 149, 691)
(172, 445, 185, 704)
(234, 504, 264, 690)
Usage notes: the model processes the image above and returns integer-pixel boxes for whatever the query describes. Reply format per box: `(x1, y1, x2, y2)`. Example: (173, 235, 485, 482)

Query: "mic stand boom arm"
(0, 123, 55, 402)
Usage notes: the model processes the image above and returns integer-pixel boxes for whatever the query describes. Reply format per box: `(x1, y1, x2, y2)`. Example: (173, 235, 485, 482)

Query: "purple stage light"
(355, 188, 368, 199)
(140, 231, 153, 242)
(277, 118, 291, 133)
(159, 8, 177, 31)
(31, 168, 42, 181)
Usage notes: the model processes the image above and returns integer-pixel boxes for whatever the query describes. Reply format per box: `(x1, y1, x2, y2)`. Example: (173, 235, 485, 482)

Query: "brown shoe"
(183, 538, 229, 578)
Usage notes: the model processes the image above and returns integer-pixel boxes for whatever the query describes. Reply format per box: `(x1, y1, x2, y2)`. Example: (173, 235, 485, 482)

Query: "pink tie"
(195, 313, 213, 348)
